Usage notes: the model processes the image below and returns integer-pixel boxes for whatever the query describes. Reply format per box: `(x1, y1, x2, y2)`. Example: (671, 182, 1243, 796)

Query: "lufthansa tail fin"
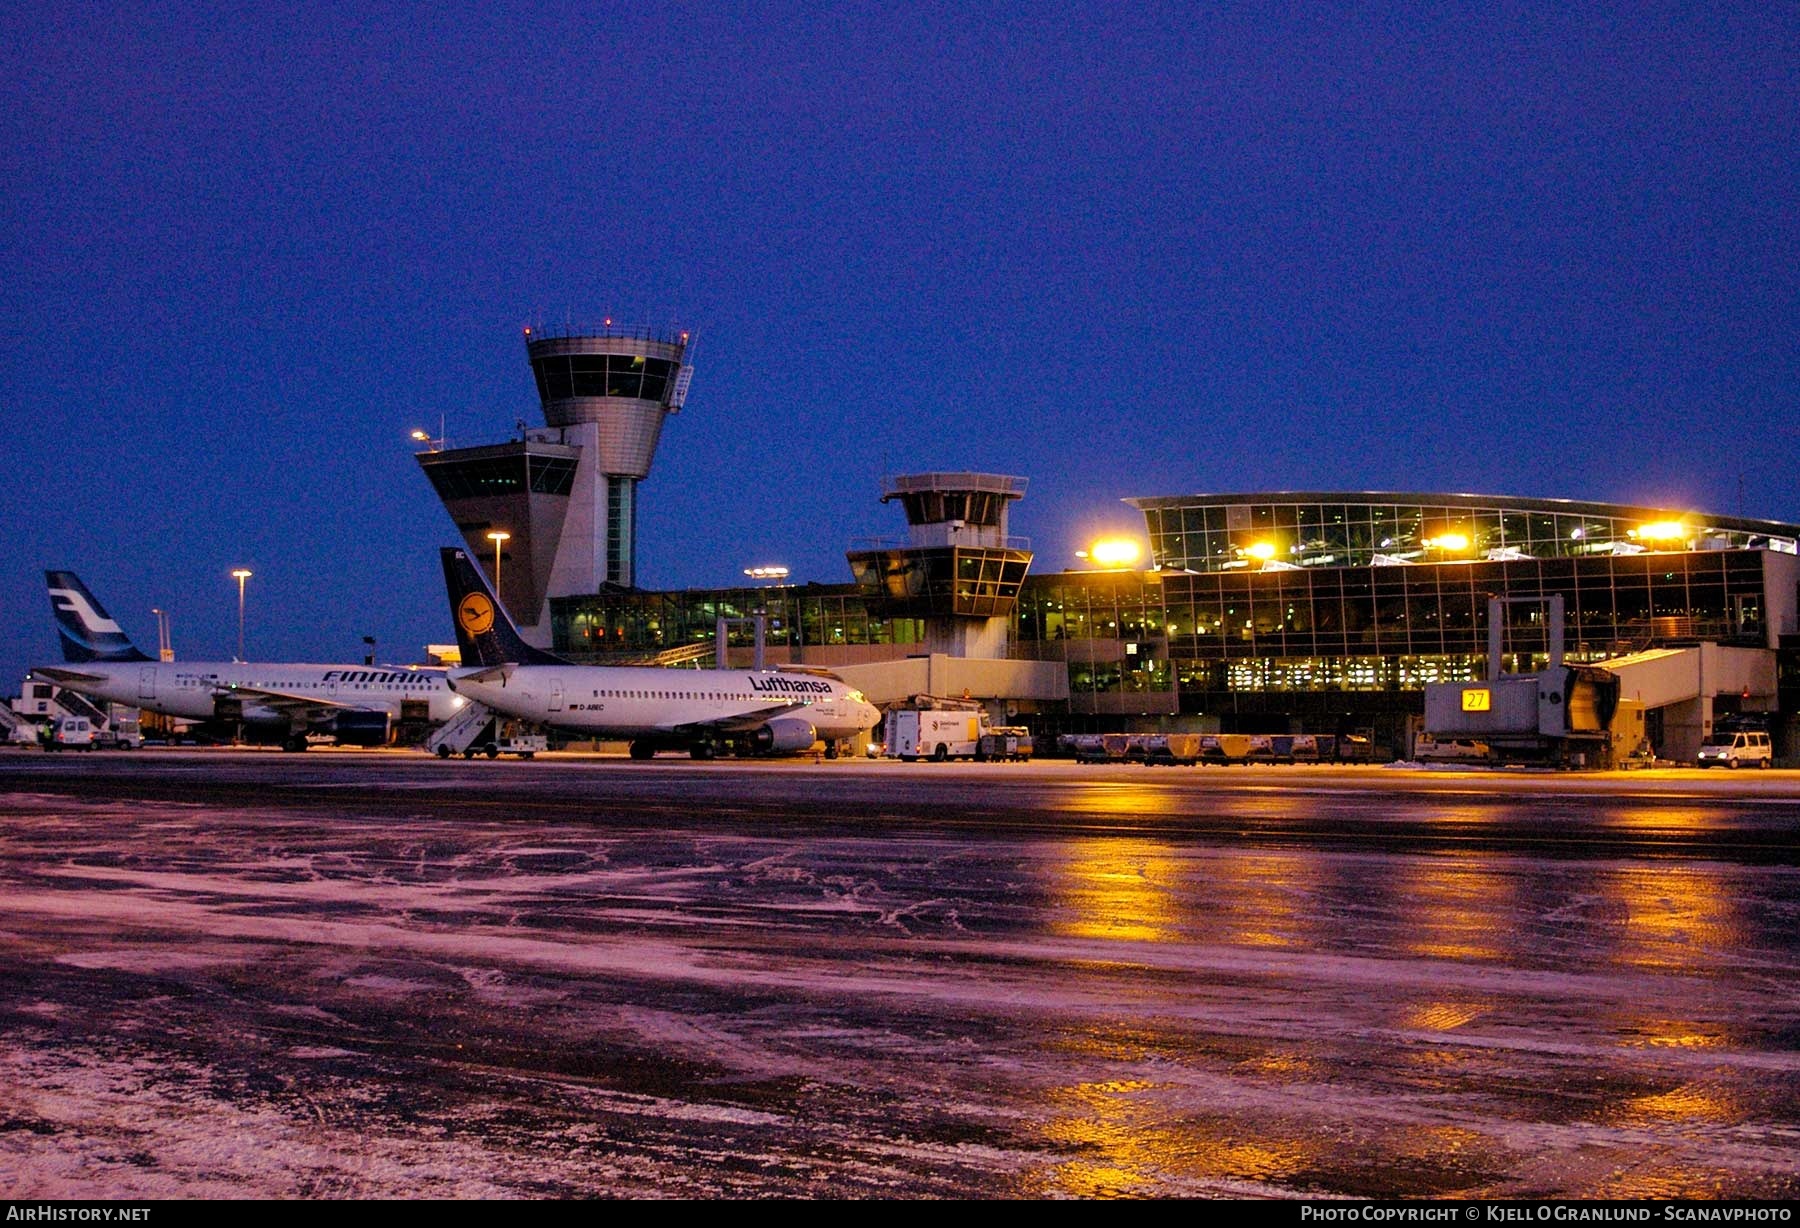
(45, 571, 152, 664)
(439, 547, 566, 668)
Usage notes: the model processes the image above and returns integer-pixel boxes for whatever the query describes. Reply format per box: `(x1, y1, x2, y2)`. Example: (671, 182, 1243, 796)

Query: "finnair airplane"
(33, 571, 463, 750)
(440, 547, 881, 759)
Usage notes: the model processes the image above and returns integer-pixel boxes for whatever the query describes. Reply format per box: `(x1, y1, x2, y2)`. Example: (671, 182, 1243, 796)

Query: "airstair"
(426, 702, 495, 757)
(0, 704, 35, 744)
(51, 688, 109, 726)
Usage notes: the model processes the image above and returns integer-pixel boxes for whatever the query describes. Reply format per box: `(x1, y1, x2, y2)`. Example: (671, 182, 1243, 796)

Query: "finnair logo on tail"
(50, 588, 123, 635)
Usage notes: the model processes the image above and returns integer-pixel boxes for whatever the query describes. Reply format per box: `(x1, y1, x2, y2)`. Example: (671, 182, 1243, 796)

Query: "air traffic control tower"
(417, 324, 692, 647)
(846, 473, 1034, 659)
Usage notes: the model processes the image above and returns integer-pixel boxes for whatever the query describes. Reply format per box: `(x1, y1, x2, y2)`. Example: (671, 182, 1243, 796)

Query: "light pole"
(231, 569, 253, 662)
(409, 413, 447, 451)
(486, 530, 510, 594)
(151, 608, 173, 662)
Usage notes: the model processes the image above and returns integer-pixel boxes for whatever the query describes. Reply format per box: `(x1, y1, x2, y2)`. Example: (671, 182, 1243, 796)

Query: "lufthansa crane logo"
(459, 594, 495, 636)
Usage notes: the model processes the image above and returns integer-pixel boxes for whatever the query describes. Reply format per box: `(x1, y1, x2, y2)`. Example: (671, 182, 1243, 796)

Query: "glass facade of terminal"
(553, 584, 928, 656)
(1017, 550, 1774, 712)
(548, 492, 1798, 740)
(1130, 493, 1799, 573)
(554, 551, 1773, 680)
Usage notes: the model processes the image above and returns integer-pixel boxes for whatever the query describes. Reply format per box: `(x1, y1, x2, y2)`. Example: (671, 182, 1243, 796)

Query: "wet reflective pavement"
(1, 753, 1797, 1197)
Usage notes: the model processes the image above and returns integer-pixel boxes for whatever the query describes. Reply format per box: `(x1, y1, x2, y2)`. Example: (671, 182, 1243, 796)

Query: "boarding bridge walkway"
(426, 702, 496, 757)
(1601, 644, 1777, 761)
(558, 643, 714, 668)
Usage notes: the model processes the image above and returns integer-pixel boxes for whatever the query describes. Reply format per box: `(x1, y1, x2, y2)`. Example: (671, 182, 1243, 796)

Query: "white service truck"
(888, 709, 986, 761)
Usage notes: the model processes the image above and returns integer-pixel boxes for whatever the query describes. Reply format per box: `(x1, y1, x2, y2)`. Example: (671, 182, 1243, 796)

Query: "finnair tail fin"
(439, 548, 565, 668)
(45, 571, 152, 664)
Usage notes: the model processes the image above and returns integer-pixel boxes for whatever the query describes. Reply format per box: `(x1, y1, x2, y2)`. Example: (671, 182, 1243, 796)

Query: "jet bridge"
(1425, 596, 1779, 764)
(1424, 595, 1618, 765)
(1593, 645, 1776, 762)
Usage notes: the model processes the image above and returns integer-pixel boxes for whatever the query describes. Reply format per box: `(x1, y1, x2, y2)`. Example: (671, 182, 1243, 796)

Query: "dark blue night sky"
(3, 3, 1795, 679)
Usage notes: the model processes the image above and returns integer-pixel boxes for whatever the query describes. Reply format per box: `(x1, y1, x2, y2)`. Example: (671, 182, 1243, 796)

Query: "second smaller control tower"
(846, 473, 1033, 658)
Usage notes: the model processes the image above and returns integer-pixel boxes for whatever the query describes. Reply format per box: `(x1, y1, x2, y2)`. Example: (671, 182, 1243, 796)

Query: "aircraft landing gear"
(824, 743, 838, 760)
(282, 733, 308, 753)
(690, 741, 715, 760)
(629, 740, 656, 761)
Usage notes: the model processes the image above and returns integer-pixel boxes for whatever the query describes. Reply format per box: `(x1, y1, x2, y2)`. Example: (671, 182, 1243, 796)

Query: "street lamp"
(230, 570, 253, 662)
(486, 531, 510, 593)
(409, 413, 447, 451)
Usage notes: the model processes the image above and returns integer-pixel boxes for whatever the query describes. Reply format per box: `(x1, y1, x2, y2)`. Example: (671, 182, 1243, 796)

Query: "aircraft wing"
(29, 666, 110, 687)
(218, 685, 362, 719)
(666, 700, 809, 735)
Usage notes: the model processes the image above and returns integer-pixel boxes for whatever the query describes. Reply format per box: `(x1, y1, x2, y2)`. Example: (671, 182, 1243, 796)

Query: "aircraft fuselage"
(36, 662, 463, 728)
(447, 665, 879, 744)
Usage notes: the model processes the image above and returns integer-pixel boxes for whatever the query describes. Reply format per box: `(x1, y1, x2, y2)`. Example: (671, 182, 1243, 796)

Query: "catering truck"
(888, 708, 987, 761)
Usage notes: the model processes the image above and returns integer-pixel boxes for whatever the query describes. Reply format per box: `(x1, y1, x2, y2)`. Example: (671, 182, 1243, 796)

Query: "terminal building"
(411, 327, 1799, 760)
(549, 487, 1800, 760)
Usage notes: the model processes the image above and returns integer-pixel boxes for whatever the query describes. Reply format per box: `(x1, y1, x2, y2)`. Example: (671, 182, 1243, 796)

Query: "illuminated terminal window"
(1130, 495, 1800, 574)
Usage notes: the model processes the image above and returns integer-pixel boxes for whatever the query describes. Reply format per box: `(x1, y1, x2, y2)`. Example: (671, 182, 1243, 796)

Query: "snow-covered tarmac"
(0, 751, 1796, 1197)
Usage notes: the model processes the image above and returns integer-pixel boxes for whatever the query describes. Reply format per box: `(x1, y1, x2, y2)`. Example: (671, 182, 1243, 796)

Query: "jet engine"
(751, 716, 817, 755)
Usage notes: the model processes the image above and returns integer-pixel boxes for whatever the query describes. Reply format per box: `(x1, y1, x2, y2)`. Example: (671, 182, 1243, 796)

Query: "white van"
(46, 717, 96, 751)
(1696, 730, 1772, 769)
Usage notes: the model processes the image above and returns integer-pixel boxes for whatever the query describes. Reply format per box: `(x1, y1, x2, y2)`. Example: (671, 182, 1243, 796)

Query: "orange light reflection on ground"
(1396, 852, 1515, 961)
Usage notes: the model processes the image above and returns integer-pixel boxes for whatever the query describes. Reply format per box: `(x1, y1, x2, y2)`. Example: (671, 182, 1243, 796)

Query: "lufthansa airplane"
(33, 571, 463, 750)
(440, 547, 880, 759)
